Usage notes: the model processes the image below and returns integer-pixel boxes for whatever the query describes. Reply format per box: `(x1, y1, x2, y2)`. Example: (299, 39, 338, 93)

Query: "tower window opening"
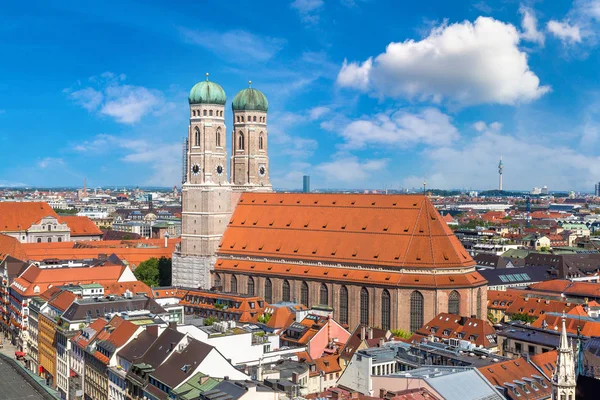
(209, 110, 213, 116)
(203, 110, 207, 116)
(194, 127, 200, 147)
(253, 115, 256, 122)
(238, 132, 245, 150)
(259, 134, 264, 150)
(216, 129, 221, 147)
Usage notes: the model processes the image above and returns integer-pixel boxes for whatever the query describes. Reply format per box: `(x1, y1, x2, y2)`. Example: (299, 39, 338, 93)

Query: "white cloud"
(66, 73, 170, 124)
(37, 157, 65, 169)
(418, 126, 600, 190)
(519, 6, 545, 45)
(473, 120, 502, 132)
(291, 0, 324, 24)
(308, 106, 331, 120)
(339, 108, 459, 149)
(547, 20, 582, 44)
(315, 156, 389, 183)
(180, 28, 285, 62)
(336, 17, 550, 105)
(336, 58, 372, 91)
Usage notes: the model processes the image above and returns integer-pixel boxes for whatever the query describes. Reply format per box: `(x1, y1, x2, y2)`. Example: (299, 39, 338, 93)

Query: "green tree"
(134, 258, 160, 287)
(391, 329, 412, 339)
(204, 316, 217, 326)
(158, 257, 172, 286)
(510, 313, 536, 323)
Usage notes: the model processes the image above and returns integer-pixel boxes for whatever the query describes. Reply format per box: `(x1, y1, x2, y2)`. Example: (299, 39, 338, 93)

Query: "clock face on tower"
(191, 164, 201, 176)
(258, 165, 266, 177)
(215, 164, 224, 176)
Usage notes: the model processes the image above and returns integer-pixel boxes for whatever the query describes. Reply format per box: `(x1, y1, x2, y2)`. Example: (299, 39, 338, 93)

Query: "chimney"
(361, 325, 366, 340)
(459, 316, 467, 326)
(379, 337, 385, 347)
(147, 325, 159, 338)
(369, 327, 373, 340)
(169, 320, 177, 329)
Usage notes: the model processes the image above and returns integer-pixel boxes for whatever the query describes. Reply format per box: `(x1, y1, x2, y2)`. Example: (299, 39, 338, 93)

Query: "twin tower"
(172, 75, 272, 288)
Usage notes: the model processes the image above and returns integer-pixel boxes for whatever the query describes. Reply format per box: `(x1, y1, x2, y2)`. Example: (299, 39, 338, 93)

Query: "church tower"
(172, 74, 233, 289)
(552, 315, 576, 400)
(230, 82, 272, 192)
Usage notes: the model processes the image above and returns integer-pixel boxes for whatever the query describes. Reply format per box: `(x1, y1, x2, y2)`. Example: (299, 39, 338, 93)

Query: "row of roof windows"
(498, 273, 531, 283)
(192, 109, 223, 117)
(238, 198, 421, 207)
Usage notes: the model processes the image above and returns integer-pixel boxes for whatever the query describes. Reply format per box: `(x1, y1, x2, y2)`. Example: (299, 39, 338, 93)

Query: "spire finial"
(248, 80, 252, 88)
(206, 72, 209, 81)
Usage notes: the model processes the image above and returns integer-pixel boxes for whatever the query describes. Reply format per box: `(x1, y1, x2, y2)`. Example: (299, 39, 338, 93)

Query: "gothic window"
(320, 283, 328, 306)
(247, 277, 255, 296)
(360, 287, 369, 325)
(448, 290, 460, 315)
(238, 132, 245, 150)
(301, 282, 309, 306)
(237, 116, 240, 122)
(216, 128, 221, 147)
(282, 280, 291, 302)
(477, 288, 482, 318)
(214, 273, 222, 289)
(192, 110, 196, 116)
(259, 134, 264, 150)
(382, 289, 391, 330)
(410, 291, 424, 332)
(194, 127, 200, 146)
(265, 278, 272, 303)
(230, 275, 237, 294)
(339, 286, 348, 325)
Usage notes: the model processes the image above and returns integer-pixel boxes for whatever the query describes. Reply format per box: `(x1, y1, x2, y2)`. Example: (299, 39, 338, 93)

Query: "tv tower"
(498, 156, 503, 191)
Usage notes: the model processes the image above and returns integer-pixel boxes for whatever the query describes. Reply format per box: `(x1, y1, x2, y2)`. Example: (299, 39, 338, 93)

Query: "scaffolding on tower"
(182, 137, 189, 185)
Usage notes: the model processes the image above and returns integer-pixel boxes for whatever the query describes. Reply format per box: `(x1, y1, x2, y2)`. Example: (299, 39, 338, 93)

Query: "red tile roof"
(531, 313, 600, 337)
(0, 234, 27, 261)
(505, 297, 575, 319)
(11, 264, 127, 297)
(479, 357, 552, 400)
(48, 290, 78, 312)
(0, 202, 57, 231)
(71, 318, 108, 348)
(218, 193, 475, 269)
(58, 216, 103, 237)
(416, 313, 497, 348)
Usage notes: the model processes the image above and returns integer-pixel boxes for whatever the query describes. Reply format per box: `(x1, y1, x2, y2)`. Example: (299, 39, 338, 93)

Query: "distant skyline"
(2, 1, 600, 191)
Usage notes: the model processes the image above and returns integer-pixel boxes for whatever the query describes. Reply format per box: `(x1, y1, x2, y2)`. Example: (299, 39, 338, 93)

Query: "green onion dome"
(188, 74, 227, 105)
(232, 83, 268, 112)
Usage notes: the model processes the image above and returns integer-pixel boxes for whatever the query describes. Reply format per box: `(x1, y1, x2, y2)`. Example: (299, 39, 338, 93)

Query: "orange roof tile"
(215, 259, 484, 289)
(48, 290, 78, 312)
(72, 318, 108, 347)
(0, 233, 27, 261)
(505, 297, 575, 318)
(0, 202, 57, 231)
(529, 350, 557, 378)
(479, 357, 552, 400)
(417, 313, 497, 348)
(531, 313, 600, 336)
(313, 354, 341, 374)
(103, 281, 153, 297)
(58, 216, 103, 237)
(11, 264, 127, 297)
(218, 193, 474, 269)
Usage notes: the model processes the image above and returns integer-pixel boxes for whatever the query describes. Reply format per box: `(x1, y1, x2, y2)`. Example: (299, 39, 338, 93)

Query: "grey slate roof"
(478, 266, 550, 287)
(150, 338, 214, 389)
(61, 295, 166, 322)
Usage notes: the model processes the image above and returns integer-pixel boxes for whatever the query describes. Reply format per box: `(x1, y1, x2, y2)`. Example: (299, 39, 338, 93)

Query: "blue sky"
(2, 0, 600, 191)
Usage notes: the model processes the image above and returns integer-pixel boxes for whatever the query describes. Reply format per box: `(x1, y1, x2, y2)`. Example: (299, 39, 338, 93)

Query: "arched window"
(360, 287, 369, 325)
(259, 134, 264, 150)
(192, 110, 196, 116)
(214, 273, 222, 289)
(230, 275, 237, 294)
(448, 290, 460, 315)
(37, 238, 41, 243)
(300, 282, 309, 306)
(48, 225, 51, 231)
(265, 278, 272, 303)
(247, 277, 255, 296)
(339, 286, 348, 325)
(410, 291, 424, 332)
(320, 283, 328, 306)
(237, 116, 240, 122)
(216, 128, 221, 147)
(253, 115, 256, 122)
(203, 110, 207, 116)
(282, 280, 291, 302)
(382, 290, 391, 330)
(194, 127, 200, 146)
(58, 237, 62, 243)
(47, 237, 52, 243)
(209, 110, 213, 116)
(477, 288, 482, 319)
(238, 132, 244, 150)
